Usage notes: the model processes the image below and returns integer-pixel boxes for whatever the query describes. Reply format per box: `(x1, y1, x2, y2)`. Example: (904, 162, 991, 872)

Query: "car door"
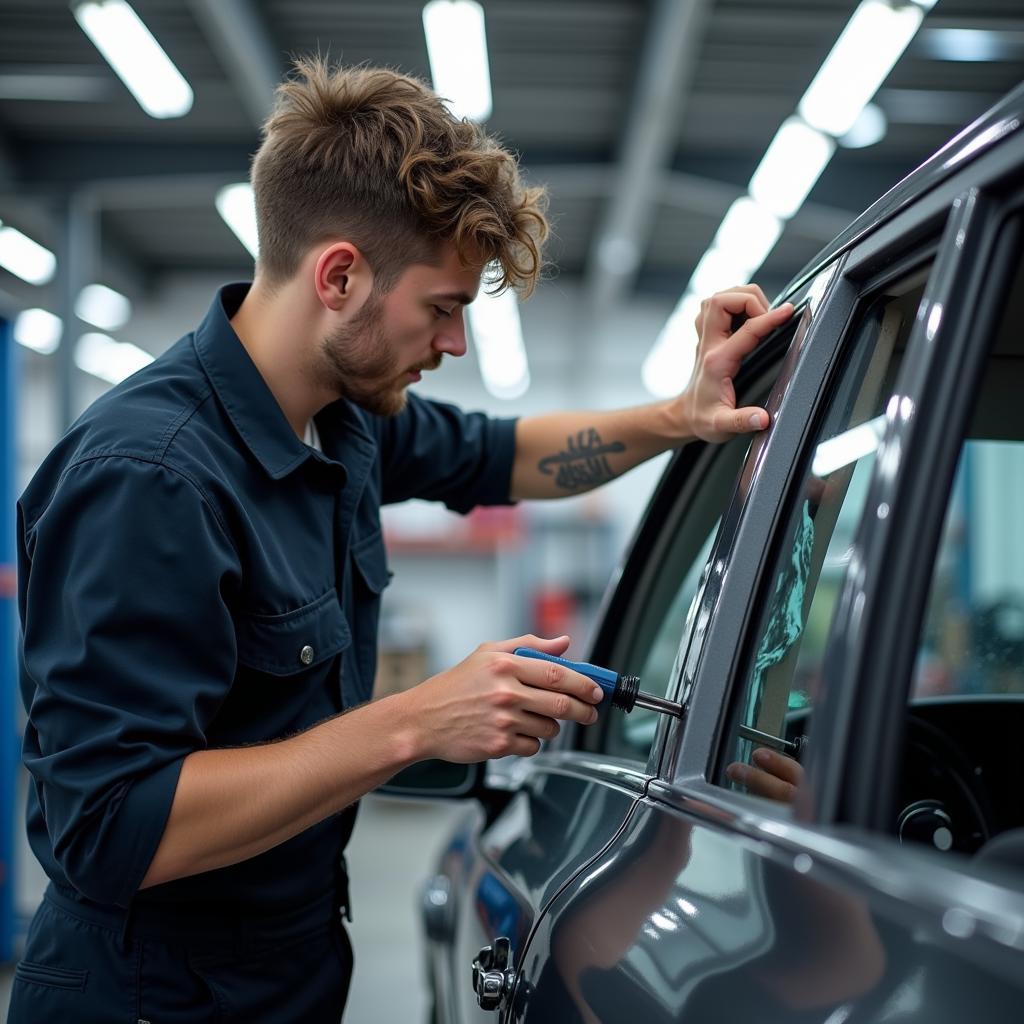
(432, 312, 800, 1023)
(505, 137, 1024, 1022)
(439, 287, 813, 1023)
(500, 255, 850, 1022)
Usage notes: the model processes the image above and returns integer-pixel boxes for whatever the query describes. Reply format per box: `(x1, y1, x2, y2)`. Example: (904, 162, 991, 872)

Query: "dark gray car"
(399, 81, 1024, 1022)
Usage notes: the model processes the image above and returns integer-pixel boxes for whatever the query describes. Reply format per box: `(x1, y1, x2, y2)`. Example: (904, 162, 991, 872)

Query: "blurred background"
(0, 0, 1022, 1019)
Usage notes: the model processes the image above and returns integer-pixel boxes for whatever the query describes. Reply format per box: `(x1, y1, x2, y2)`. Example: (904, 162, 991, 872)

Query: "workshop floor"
(1, 795, 465, 1023)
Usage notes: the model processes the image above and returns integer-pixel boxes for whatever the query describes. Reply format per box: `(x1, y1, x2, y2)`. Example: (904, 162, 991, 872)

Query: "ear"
(314, 242, 374, 313)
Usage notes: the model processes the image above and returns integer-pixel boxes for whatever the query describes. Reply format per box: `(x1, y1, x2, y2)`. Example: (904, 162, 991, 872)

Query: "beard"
(318, 292, 437, 417)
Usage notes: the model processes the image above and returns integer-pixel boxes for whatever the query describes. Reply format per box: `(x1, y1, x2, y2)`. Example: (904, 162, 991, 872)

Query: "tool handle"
(512, 647, 619, 704)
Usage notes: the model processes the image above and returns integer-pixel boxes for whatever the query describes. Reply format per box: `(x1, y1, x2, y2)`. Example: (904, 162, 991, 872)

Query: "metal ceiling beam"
(533, 166, 854, 244)
(583, 0, 713, 312)
(0, 125, 15, 185)
(184, 0, 281, 128)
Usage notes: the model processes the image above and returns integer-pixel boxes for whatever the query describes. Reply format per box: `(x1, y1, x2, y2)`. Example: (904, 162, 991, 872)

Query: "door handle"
(471, 936, 515, 1011)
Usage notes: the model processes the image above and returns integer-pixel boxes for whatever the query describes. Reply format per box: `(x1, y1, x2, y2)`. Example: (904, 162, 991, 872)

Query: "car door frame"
(821, 183, 1024, 832)
(640, 117, 1024, 967)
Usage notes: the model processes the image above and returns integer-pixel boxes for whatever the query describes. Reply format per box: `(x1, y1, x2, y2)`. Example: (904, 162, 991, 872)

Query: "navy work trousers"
(7, 883, 354, 1023)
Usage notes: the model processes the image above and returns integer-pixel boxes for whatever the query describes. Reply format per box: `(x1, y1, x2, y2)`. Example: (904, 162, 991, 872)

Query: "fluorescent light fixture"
(920, 28, 1011, 62)
(712, 197, 783, 273)
(467, 285, 529, 400)
(14, 308, 62, 355)
(689, 247, 754, 298)
(749, 117, 835, 220)
(812, 415, 886, 478)
(73, 0, 193, 119)
(641, 293, 702, 399)
(798, 0, 926, 138)
(422, 0, 493, 122)
(838, 102, 888, 149)
(76, 283, 132, 331)
(0, 224, 57, 285)
(75, 332, 153, 385)
(216, 183, 258, 258)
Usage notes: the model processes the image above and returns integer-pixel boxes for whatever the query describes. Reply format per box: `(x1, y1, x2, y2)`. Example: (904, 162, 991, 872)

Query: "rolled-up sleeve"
(377, 393, 518, 513)
(19, 455, 240, 906)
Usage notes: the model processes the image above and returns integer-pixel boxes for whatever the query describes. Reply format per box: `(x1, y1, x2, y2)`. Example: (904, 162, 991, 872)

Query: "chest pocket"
(348, 531, 393, 704)
(236, 588, 351, 677)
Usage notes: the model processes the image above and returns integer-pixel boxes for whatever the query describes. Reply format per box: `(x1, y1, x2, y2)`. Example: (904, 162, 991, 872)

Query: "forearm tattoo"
(537, 428, 626, 491)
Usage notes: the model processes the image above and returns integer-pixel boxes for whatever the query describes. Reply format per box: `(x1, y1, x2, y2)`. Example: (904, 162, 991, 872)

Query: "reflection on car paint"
(475, 870, 524, 948)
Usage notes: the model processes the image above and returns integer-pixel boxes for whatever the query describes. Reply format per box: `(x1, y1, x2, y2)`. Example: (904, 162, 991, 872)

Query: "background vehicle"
(401, 83, 1024, 1022)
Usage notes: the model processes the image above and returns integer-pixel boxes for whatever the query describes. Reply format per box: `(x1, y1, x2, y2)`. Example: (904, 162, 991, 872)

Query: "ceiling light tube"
(0, 224, 57, 285)
(422, 0, 493, 122)
(75, 332, 153, 385)
(798, 0, 926, 138)
(641, 293, 703, 399)
(76, 283, 132, 331)
(688, 247, 757, 299)
(73, 0, 193, 119)
(749, 117, 835, 220)
(812, 415, 887, 477)
(467, 287, 530, 400)
(14, 309, 62, 355)
(838, 102, 888, 149)
(216, 183, 259, 258)
(711, 197, 783, 276)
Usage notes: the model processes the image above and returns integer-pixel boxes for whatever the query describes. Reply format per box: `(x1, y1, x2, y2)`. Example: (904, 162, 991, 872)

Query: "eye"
(433, 305, 453, 319)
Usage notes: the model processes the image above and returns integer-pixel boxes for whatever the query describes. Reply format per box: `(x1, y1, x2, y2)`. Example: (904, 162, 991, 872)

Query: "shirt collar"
(193, 283, 349, 484)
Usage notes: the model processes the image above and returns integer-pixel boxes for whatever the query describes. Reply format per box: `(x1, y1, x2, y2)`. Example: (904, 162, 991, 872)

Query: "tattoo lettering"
(537, 428, 626, 491)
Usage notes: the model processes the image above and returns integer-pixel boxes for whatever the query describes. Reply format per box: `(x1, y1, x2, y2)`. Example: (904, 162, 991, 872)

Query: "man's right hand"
(397, 634, 605, 763)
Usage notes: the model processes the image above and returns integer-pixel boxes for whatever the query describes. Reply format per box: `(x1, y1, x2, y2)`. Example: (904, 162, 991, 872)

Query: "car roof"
(781, 79, 1024, 303)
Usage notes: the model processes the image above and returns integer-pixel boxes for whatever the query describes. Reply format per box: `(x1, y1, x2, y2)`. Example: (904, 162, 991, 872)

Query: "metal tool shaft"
(633, 691, 684, 718)
(737, 724, 802, 755)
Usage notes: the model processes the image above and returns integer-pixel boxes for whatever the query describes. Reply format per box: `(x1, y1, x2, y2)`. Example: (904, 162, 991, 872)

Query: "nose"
(433, 308, 468, 358)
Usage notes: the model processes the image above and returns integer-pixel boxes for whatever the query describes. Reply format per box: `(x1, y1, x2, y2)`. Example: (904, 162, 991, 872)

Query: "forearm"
(140, 692, 420, 889)
(511, 400, 692, 500)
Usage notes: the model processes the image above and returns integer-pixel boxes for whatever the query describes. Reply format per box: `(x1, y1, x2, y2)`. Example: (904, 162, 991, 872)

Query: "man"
(9, 59, 793, 1022)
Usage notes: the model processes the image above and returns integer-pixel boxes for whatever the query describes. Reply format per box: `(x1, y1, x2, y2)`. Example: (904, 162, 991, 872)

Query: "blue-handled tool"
(513, 648, 683, 718)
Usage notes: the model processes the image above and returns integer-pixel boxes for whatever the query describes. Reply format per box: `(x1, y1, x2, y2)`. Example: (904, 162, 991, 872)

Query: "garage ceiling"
(0, 0, 1022, 316)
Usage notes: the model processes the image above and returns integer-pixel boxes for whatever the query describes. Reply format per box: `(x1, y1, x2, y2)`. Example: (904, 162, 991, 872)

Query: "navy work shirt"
(17, 284, 517, 912)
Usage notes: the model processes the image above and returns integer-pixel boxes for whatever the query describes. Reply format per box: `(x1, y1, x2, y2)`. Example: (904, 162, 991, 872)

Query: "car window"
(914, 443, 1024, 699)
(896, 247, 1024, 861)
(593, 375, 779, 764)
(715, 273, 926, 794)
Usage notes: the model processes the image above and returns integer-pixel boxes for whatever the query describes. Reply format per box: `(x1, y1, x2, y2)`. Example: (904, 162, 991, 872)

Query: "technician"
(9, 58, 793, 1023)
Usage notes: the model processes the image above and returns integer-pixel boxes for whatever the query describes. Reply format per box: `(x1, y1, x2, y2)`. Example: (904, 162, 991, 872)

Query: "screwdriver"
(513, 648, 683, 718)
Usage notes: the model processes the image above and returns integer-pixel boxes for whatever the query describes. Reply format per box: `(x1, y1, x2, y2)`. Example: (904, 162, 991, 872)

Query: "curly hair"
(251, 57, 549, 296)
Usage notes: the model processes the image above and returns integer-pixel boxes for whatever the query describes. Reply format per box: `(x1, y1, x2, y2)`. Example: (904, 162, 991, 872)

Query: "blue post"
(0, 316, 16, 962)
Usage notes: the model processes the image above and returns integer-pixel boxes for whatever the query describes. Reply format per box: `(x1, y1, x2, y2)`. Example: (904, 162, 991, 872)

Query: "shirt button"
(300, 645, 315, 666)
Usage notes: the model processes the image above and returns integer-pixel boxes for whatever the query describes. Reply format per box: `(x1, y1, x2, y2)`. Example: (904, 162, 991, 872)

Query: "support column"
(57, 190, 98, 433)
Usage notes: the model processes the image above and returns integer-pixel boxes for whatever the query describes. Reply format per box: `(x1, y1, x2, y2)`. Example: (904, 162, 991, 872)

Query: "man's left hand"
(677, 285, 795, 443)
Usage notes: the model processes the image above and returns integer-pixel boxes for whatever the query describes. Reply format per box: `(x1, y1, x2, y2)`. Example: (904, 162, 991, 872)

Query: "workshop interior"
(1, 1, 1024, 1022)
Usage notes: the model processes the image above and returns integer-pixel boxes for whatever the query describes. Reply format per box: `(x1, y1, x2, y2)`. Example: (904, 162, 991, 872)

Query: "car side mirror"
(378, 758, 484, 798)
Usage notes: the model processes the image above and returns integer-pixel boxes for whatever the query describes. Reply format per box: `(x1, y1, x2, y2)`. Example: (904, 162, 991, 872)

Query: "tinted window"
(594, 382, 777, 763)
(716, 274, 926, 793)
(896, 245, 1024, 860)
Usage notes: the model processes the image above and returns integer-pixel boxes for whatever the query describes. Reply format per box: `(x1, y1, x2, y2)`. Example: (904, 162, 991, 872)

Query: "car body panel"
(427, 755, 650, 1023)
(510, 782, 1024, 1023)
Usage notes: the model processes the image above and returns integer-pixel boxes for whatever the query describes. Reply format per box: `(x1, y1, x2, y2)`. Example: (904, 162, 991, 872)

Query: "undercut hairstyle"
(251, 57, 549, 296)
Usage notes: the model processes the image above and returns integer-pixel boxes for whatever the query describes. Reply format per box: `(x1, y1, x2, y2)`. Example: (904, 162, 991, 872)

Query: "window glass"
(617, 528, 717, 756)
(897, 247, 1024, 861)
(914, 443, 1024, 699)
(717, 277, 925, 794)
(596, 391, 772, 762)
